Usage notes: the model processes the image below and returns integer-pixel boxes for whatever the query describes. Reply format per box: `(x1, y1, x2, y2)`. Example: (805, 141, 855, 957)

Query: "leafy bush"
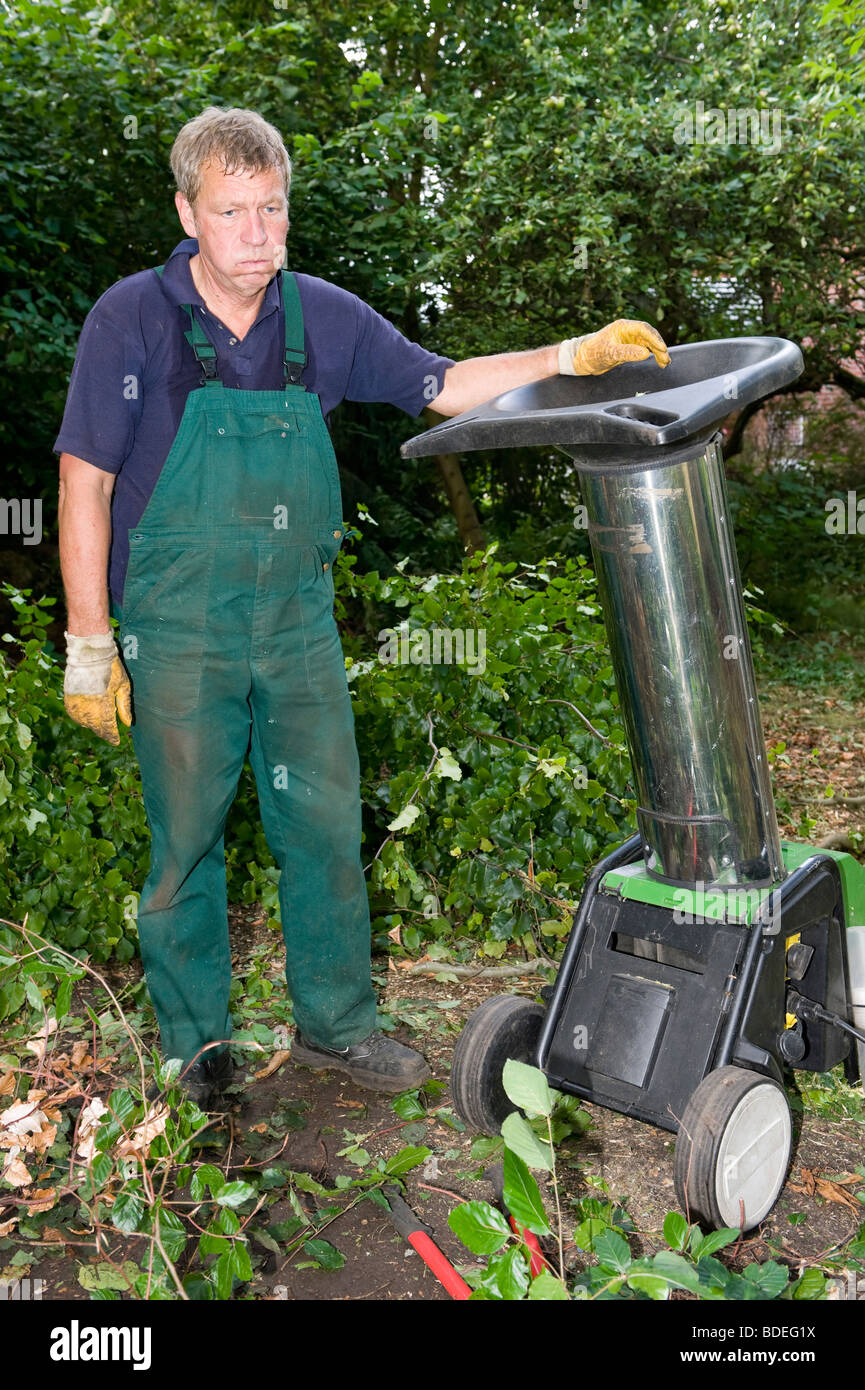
(729, 461, 865, 636)
(0, 587, 146, 962)
(338, 543, 634, 955)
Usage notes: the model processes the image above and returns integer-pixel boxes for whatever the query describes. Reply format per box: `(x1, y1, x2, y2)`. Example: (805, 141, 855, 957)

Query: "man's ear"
(175, 190, 197, 239)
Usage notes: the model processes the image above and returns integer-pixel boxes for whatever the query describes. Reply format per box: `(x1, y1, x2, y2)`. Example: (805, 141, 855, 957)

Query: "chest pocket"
(209, 409, 308, 440)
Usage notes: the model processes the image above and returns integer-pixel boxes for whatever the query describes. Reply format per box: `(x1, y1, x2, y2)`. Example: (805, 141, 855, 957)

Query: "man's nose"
(243, 213, 268, 245)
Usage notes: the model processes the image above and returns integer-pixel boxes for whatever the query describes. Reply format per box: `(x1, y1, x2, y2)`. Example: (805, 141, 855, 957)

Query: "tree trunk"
(433, 450, 486, 553)
(423, 406, 486, 553)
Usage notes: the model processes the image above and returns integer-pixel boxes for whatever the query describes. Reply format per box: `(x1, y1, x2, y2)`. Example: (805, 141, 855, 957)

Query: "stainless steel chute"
(402, 337, 804, 888)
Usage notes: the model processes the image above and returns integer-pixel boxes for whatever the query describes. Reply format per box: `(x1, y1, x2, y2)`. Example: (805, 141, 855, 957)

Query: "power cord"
(787, 989, 865, 1047)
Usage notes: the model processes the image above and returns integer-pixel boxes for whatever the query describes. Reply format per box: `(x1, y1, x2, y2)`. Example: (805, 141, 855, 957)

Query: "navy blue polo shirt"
(54, 238, 455, 603)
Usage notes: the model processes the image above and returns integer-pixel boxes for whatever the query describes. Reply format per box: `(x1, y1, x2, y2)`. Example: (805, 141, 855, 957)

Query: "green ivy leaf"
(303, 1239, 345, 1270)
(434, 748, 462, 781)
(500, 1112, 553, 1171)
(502, 1146, 551, 1236)
(484, 1244, 530, 1300)
(792, 1268, 826, 1300)
(528, 1268, 569, 1300)
(214, 1180, 256, 1208)
(190, 1164, 226, 1200)
(387, 804, 421, 833)
(663, 1211, 690, 1251)
(383, 1145, 430, 1176)
(392, 1091, 426, 1121)
(742, 1260, 789, 1298)
(627, 1272, 671, 1300)
(111, 1186, 144, 1234)
(502, 1059, 553, 1117)
(593, 1229, 632, 1275)
(448, 1200, 511, 1255)
(696, 1227, 740, 1258)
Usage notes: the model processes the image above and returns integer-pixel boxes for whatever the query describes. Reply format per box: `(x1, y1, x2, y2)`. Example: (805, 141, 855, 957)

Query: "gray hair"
(170, 107, 292, 207)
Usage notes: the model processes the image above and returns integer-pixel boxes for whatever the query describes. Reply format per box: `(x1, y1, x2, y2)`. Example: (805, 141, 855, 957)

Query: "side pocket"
(313, 542, 337, 584)
(120, 548, 214, 721)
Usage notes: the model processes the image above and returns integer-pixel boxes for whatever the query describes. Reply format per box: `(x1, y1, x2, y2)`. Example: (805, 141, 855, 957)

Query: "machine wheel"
(674, 1065, 792, 1231)
(450, 995, 546, 1134)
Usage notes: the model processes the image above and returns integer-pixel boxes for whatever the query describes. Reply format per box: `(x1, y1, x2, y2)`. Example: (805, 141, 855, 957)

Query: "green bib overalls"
(115, 271, 377, 1064)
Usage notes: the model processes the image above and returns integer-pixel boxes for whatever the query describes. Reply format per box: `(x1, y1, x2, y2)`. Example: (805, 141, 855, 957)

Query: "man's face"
(175, 160, 289, 301)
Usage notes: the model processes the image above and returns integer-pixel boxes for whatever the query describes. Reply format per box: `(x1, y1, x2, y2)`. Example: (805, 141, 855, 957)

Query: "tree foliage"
(2, 0, 864, 549)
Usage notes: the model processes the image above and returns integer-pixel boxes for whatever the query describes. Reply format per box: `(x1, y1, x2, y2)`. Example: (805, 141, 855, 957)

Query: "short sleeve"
(344, 296, 455, 418)
(53, 284, 146, 472)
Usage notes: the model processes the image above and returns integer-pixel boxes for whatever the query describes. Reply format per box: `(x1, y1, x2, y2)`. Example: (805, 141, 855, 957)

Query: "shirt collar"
(159, 238, 283, 321)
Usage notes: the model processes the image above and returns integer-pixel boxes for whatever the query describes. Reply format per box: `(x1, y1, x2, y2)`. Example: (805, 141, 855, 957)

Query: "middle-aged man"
(56, 107, 669, 1109)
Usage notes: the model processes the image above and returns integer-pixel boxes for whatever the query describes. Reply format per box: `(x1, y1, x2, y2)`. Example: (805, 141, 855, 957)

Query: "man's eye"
(222, 210, 236, 217)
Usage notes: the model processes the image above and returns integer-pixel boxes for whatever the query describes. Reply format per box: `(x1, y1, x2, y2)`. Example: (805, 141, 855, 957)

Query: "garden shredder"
(401, 337, 865, 1231)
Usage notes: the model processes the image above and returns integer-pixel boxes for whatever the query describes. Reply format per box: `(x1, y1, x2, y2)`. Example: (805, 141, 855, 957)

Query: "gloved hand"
(559, 319, 670, 376)
(63, 631, 132, 746)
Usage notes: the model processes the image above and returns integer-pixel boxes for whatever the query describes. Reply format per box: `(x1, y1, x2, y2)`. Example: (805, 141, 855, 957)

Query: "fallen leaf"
(248, 1122, 268, 1134)
(48, 1084, 85, 1107)
(789, 1167, 862, 1211)
(70, 1041, 91, 1069)
(25, 1019, 58, 1061)
(0, 1218, 18, 1236)
(25, 1187, 56, 1214)
(0, 1100, 43, 1130)
(386, 924, 402, 946)
(28, 1124, 58, 1154)
(3, 1154, 33, 1187)
(0, 1072, 15, 1097)
(75, 1097, 109, 1160)
(253, 1050, 291, 1081)
(815, 1178, 861, 1211)
(337, 1099, 366, 1110)
(114, 1104, 169, 1158)
(40, 1227, 65, 1243)
(789, 1167, 818, 1197)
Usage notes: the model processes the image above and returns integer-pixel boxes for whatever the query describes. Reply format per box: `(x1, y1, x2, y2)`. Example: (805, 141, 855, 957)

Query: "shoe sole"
(290, 1043, 430, 1094)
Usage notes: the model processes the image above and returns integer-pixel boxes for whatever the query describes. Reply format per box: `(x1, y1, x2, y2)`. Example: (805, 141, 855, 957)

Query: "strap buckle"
(284, 349, 308, 387)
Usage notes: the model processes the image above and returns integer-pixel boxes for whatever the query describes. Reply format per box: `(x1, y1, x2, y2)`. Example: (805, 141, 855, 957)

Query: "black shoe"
(291, 1030, 430, 1093)
(147, 1049, 235, 1110)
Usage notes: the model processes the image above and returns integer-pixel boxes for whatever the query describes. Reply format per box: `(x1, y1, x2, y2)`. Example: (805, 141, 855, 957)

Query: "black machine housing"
(536, 837, 852, 1132)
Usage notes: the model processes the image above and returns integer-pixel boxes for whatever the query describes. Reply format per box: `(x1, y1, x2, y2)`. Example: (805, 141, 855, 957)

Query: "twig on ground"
(403, 959, 551, 979)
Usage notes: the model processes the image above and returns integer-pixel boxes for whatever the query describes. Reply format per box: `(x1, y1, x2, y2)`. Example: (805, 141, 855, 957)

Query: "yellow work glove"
(559, 319, 671, 376)
(63, 631, 132, 746)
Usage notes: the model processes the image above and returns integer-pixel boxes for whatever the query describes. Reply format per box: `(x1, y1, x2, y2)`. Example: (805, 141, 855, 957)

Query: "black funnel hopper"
(401, 336, 804, 470)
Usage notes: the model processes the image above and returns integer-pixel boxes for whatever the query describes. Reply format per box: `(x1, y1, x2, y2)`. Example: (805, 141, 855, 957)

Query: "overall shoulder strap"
(153, 262, 219, 385)
(281, 271, 307, 389)
(181, 306, 219, 384)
